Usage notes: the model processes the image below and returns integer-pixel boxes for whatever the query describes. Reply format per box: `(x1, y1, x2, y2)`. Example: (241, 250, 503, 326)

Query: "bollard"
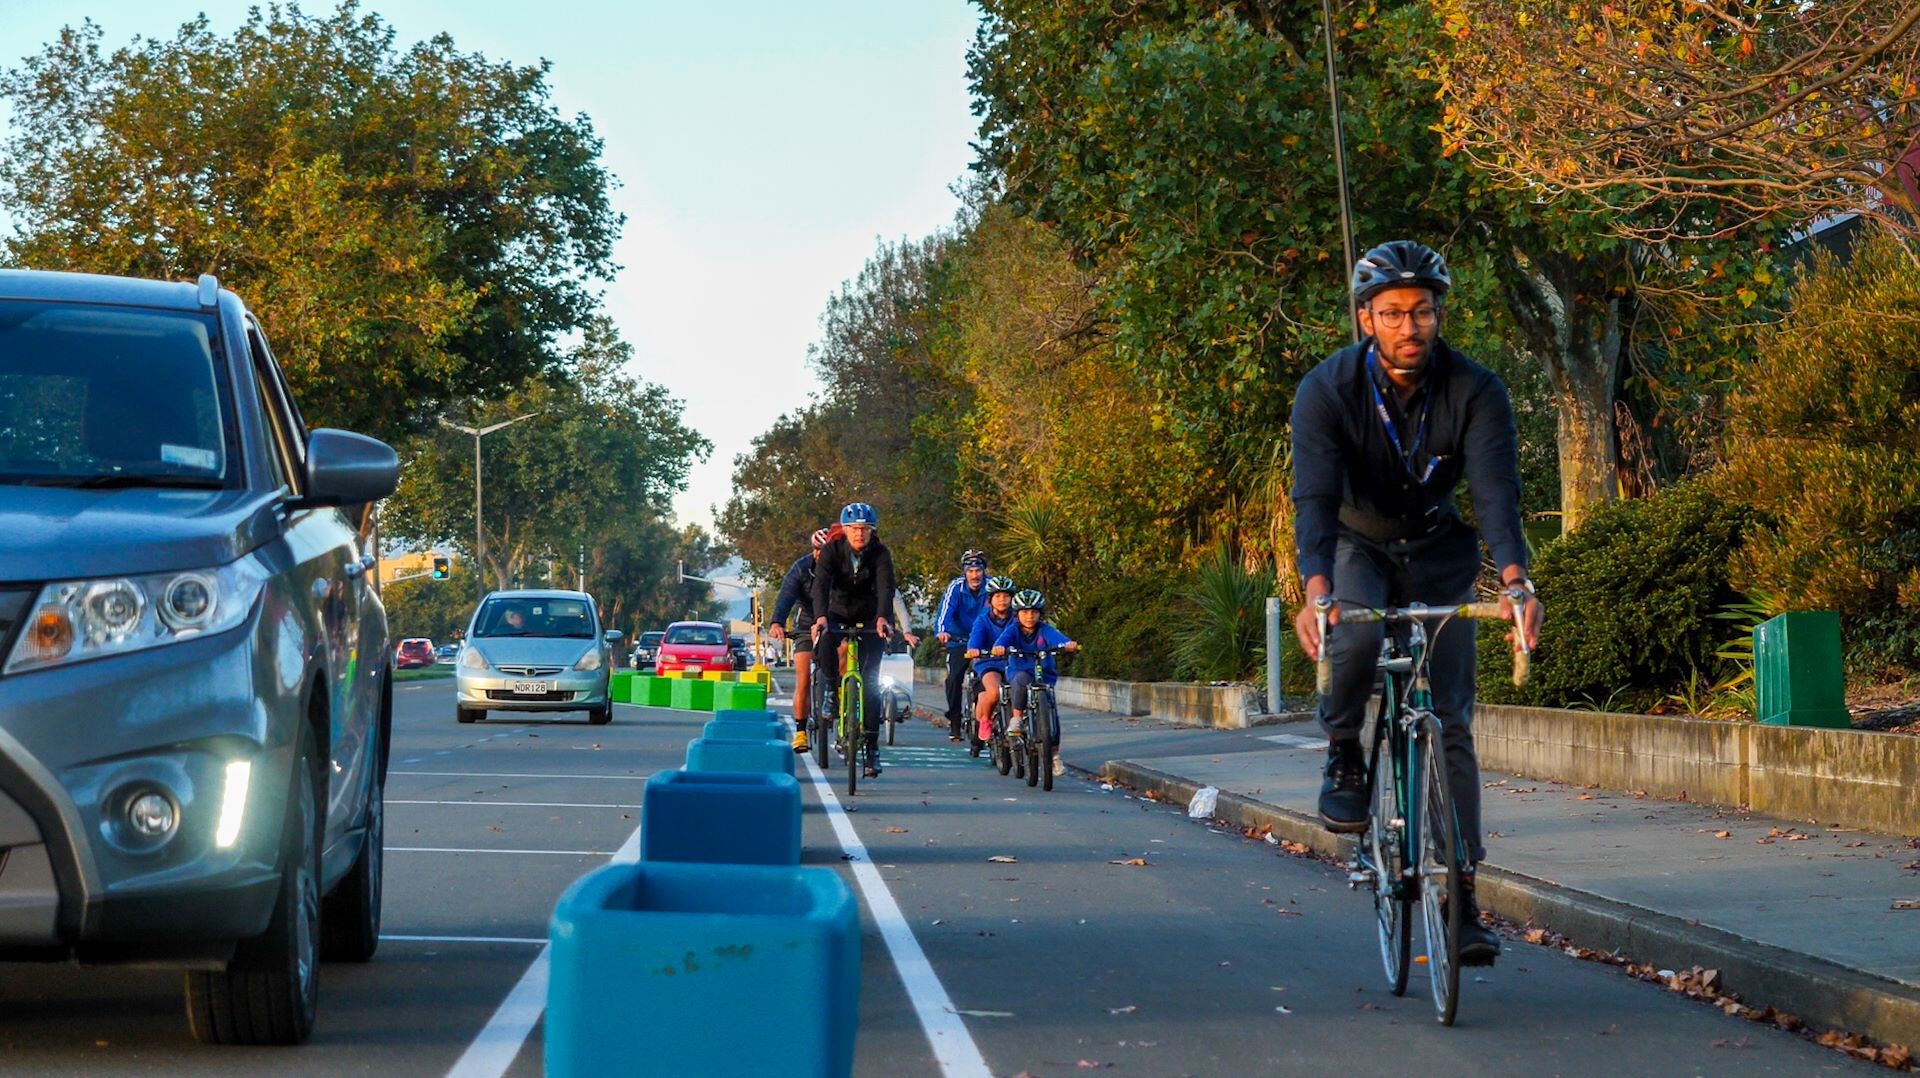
(641, 769, 801, 865)
(702, 717, 785, 742)
(685, 736, 795, 777)
(1265, 596, 1284, 714)
(547, 861, 858, 1078)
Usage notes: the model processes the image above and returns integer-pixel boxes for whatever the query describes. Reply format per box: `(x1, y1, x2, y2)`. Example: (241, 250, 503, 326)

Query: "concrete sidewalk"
(1050, 704, 1920, 1054)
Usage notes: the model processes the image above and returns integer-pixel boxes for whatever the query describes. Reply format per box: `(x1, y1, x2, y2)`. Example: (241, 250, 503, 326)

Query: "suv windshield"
(0, 300, 228, 486)
(474, 597, 596, 639)
(665, 625, 723, 646)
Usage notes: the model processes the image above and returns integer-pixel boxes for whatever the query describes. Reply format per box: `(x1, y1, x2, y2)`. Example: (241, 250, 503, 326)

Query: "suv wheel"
(320, 746, 383, 962)
(185, 720, 322, 1045)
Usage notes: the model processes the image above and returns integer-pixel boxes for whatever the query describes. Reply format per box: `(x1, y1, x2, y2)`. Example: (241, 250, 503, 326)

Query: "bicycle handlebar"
(1313, 592, 1531, 694)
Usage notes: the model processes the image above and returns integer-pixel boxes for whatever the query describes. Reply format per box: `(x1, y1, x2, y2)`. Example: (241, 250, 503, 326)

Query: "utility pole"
(440, 412, 541, 604)
(1320, 0, 1361, 343)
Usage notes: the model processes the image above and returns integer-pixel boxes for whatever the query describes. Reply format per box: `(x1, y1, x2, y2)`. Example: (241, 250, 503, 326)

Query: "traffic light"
(431, 556, 450, 580)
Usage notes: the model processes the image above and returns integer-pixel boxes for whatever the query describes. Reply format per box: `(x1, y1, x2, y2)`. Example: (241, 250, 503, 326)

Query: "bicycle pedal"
(1347, 869, 1376, 890)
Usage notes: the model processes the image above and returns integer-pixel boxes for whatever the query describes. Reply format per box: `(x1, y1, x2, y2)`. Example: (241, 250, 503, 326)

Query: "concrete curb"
(1096, 759, 1920, 1052)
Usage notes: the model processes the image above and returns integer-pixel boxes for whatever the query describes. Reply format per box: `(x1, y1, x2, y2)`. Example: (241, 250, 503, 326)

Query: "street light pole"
(440, 412, 541, 604)
(1320, 0, 1361, 343)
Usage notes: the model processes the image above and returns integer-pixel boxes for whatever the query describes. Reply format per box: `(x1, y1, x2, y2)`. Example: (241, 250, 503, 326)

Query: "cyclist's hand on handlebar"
(964, 648, 980, 659)
(937, 631, 951, 644)
(811, 617, 825, 644)
(768, 622, 786, 643)
(876, 616, 892, 639)
(903, 631, 920, 648)
(1500, 586, 1543, 652)
(1063, 641, 1080, 652)
(991, 646, 1007, 657)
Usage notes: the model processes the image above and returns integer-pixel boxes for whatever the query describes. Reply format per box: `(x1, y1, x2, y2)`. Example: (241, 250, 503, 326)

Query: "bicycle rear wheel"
(1417, 715, 1463, 1025)
(1038, 697, 1058, 791)
(1367, 726, 1411, 996)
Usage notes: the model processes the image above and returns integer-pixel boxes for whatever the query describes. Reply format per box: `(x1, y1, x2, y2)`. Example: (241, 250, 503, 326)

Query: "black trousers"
(815, 629, 884, 749)
(944, 646, 970, 733)
(1316, 519, 1488, 863)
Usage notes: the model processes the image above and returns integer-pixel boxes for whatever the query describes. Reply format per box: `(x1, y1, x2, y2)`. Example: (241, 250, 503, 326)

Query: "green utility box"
(1754, 611, 1849, 728)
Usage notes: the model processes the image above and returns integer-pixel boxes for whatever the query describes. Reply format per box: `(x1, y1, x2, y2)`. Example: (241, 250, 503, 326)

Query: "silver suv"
(0, 269, 398, 1044)
(455, 589, 620, 725)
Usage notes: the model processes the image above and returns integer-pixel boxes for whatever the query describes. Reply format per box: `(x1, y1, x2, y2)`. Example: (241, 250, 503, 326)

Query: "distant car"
(455, 590, 621, 725)
(433, 644, 459, 665)
(628, 629, 665, 669)
(394, 637, 434, 669)
(878, 635, 916, 737)
(728, 634, 752, 671)
(655, 621, 729, 676)
(0, 267, 399, 1044)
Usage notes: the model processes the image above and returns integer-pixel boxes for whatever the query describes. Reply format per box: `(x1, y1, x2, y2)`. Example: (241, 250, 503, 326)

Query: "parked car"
(654, 621, 729, 676)
(455, 590, 620, 725)
(878, 634, 916, 741)
(0, 268, 399, 1045)
(728, 633, 752, 671)
(433, 644, 459, 665)
(628, 629, 665, 669)
(394, 637, 434, 669)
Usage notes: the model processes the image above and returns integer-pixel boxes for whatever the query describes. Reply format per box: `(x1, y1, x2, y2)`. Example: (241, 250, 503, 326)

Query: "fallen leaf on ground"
(1713, 1036, 1751, 1049)
(1109, 857, 1150, 867)
(1843, 840, 1868, 848)
(1892, 899, 1920, 910)
(488, 826, 503, 833)
(1279, 840, 1311, 855)
(1414, 955, 1429, 965)
(1076, 1062, 1111, 1070)
(988, 855, 1018, 863)
(1576, 793, 1595, 801)
(1713, 830, 1731, 839)
(884, 826, 908, 833)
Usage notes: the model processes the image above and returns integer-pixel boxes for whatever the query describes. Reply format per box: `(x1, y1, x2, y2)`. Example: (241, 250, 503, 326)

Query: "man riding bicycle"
(769, 525, 837, 754)
(936, 550, 991, 742)
(811, 502, 899, 779)
(1290, 240, 1544, 966)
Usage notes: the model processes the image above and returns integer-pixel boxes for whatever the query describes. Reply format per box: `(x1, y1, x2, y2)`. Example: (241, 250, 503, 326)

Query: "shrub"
(1051, 567, 1181, 682)
(1479, 480, 1752, 709)
(1713, 228, 1920, 674)
(1169, 542, 1269, 682)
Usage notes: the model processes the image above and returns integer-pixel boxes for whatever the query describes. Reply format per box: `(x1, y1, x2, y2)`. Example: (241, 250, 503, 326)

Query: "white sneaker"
(1052, 755, 1064, 777)
(1008, 715, 1025, 737)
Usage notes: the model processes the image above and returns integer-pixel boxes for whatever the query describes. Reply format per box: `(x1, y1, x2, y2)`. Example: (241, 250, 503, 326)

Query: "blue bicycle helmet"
(840, 502, 878, 526)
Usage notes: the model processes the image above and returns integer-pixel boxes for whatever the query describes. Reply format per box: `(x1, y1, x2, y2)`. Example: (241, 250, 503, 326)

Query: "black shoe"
(1317, 740, 1369, 833)
(864, 754, 882, 778)
(1458, 877, 1501, 966)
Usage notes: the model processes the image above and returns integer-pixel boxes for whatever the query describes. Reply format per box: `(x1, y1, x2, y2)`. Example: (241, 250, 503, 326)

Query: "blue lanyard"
(1366, 344, 1438, 485)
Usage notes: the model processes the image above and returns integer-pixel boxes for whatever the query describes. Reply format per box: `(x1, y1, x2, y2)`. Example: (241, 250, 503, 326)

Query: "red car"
(654, 621, 729, 675)
(394, 637, 435, 669)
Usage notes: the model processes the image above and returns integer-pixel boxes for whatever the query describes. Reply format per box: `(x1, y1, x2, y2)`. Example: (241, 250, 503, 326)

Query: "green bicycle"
(821, 621, 875, 797)
(1316, 591, 1528, 1026)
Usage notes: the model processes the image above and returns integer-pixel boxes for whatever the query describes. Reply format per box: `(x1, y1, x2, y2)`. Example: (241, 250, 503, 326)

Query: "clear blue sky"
(0, 0, 982, 531)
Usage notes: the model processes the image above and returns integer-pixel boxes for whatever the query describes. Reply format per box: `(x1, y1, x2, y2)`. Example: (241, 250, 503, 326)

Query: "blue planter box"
(713, 708, 780, 723)
(685, 736, 795, 777)
(641, 769, 801, 866)
(547, 861, 859, 1078)
(702, 717, 786, 742)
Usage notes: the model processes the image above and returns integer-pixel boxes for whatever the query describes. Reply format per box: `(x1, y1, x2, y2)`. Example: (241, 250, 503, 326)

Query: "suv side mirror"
(604, 629, 624, 642)
(297, 429, 399, 508)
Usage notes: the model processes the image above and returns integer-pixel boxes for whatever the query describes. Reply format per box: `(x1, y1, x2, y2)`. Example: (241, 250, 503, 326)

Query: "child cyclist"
(989, 589, 1079, 776)
(962, 576, 1018, 753)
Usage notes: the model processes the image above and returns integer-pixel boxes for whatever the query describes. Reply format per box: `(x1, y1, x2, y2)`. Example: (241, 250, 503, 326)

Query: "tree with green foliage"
(0, 2, 622, 442)
(1714, 228, 1920, 672)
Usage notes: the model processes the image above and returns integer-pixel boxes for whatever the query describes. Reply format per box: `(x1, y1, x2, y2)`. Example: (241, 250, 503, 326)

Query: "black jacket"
(771, 552, 816, 627)
(1289, 337, 1527, 582)
(810, 535, 897, 628)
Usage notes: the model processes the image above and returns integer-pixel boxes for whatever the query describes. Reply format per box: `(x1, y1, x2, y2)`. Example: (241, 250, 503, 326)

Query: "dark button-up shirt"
(811, 535, 898, 628)
(1289, 338, 1527, 582)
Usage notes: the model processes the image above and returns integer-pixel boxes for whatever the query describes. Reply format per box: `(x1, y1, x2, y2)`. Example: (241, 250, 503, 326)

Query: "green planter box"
(1755, 611, 1850, 728)
(713, 682, 767, 712)
(670, 676, 716, 711)
(610, 671, 635, 704)
(642, 675, 674, 707)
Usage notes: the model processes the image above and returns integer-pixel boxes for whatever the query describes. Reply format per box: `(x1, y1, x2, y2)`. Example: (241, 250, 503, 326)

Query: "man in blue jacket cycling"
(935, 550, 991, 743)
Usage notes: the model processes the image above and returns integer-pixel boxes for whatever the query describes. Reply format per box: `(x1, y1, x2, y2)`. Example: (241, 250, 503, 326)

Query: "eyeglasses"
(1370, 305, 1440, 329)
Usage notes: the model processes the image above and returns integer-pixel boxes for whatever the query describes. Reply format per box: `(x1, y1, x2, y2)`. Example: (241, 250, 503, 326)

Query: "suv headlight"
(573, 647, 602, 672)
(5, 557, 270, 674)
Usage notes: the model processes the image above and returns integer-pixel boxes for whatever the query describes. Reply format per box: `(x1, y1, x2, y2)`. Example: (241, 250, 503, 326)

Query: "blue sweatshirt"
(937, 576, 988, 647)
(966, 609, 1015, 676)
(770, 552, 816, 627)
(992, 621, 1074, 684)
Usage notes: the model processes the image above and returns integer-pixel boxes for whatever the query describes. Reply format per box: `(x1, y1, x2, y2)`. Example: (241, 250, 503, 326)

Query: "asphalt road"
(0, 673, 1873, 1075)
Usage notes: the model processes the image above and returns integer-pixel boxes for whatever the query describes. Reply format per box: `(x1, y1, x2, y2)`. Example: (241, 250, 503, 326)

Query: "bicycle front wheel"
(1038, 697, 1058, 791)
(1417, 715, 1463, 1026)
(1367, 729, 1411, 996)
(846, 692, 860, 797)
(811, 672, 830, 771)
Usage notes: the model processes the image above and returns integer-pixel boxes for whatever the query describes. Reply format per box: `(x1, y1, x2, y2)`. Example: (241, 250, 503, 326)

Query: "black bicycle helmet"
(961, 549, 989, 570)
(1351, 241, 1452, 305)
(1010, 588, 1046, 612)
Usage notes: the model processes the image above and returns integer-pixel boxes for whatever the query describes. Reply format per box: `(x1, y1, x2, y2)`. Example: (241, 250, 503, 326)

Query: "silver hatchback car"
(455, 590, 620, 725)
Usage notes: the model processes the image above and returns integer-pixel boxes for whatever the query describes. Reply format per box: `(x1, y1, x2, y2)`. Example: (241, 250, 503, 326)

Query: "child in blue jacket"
(990, 588, 1079, 772)
(962, 576, 1018, 748)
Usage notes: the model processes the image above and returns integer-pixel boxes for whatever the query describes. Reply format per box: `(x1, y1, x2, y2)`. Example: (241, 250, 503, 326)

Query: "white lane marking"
(800, 752, 992, 1078)
(400, 757, 424, 764)
(1259, 733, 1322, 748)
(383, 935, 546, 945)
(387, 800, 640, 809)
(445, 820, 640, 1078)
(391, 771, 649, 781)
(390, 847, 611, 855)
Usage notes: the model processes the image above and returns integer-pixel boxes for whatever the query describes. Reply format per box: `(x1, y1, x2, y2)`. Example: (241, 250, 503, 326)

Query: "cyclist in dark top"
(769, 525, 837, 754)
(811, 502, 898, 779)
(1289, 240, 1543, 966)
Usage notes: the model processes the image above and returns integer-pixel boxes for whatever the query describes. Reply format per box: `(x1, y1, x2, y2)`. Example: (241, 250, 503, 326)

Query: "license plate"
(512, 680, 553, 694)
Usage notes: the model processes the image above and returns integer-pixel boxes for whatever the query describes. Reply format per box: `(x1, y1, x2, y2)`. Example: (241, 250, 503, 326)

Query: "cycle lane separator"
(444, 823, 639, 1078)
(800, 750, 993, 1078)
